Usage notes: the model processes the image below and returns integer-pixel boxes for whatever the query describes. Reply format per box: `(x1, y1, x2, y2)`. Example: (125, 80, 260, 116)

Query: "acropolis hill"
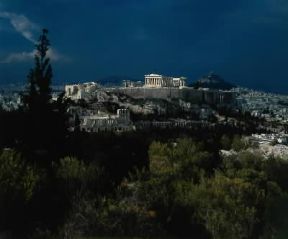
(65, 73, 235, 105)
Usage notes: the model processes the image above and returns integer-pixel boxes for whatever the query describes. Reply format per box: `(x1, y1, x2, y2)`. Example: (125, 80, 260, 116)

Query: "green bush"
(0, 149, 39, 201)
(62, 195, 164, 238)
(149, 138, 214, 181)
(191, 172, 264, 239)
(220, 134, 232, 150)
(54, 156, 103, 196)
(0, 149, 40, 231)
(231, 135, 248, 152)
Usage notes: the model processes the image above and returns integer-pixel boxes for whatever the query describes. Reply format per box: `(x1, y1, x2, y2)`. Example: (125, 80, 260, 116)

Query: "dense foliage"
(1, 115, 288, 239)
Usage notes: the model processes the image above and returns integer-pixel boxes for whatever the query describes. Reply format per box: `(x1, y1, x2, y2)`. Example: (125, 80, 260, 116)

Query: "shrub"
(54, 156, 103, 196)
(0, 149, 39, 202)
(0, 149, 40, 231)
(231, 135, 248, 152)
(62, 195, 164, 238)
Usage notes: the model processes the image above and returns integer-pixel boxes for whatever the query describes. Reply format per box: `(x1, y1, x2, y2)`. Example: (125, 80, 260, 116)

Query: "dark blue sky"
(0, 0, 288, 93)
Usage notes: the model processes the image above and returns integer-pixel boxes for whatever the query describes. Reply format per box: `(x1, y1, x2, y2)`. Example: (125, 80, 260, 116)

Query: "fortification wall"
(181, 88, 204, 103)
(109, 87, 204, 103)
(105, 87, 235, 105)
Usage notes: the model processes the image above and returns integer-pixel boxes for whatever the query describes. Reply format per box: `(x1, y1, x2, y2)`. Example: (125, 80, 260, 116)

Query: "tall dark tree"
(20, 29, 70, 158)
(24, 29, 52, 112)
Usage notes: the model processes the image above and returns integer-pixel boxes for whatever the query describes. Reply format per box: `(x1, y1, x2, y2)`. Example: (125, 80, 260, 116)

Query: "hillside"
(191, 72, 236, 90)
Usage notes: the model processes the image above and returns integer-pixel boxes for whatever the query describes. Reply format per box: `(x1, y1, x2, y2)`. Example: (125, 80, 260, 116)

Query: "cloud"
(0, 50, 35, 63)
(0, 48, 69, 64)
(0, 11, 70, 63)
(0, 11, 39, 43)
(47, 48, 71, 62)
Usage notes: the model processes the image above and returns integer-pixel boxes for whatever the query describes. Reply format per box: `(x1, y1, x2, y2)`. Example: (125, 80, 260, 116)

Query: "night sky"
(0, 0, 288, 93)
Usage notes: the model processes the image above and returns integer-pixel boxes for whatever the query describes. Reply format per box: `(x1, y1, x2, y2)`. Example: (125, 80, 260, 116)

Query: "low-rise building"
(65, 82, 99, 100)
(80, 109, 133, 133)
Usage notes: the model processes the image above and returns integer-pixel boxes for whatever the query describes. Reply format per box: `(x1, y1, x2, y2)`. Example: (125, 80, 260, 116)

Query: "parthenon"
(144, 74, 186, 88)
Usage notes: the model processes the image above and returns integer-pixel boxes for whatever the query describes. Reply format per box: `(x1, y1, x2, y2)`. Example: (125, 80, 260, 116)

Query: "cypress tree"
(24, 28, 52, 112)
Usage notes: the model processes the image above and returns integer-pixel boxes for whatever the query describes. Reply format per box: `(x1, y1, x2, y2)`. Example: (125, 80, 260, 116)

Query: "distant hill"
(190, 72, 236, 90)
(0, 84, 64, 93)
(96, 76, 141, 87)
(0, 83, 25, 93)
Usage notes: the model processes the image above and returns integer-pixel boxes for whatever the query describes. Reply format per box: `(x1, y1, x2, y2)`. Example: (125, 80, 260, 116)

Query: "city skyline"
(0, 0, 288, 93)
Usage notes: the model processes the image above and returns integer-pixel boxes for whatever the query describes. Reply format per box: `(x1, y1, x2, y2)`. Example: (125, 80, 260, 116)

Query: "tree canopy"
(23, 28, 52, 112)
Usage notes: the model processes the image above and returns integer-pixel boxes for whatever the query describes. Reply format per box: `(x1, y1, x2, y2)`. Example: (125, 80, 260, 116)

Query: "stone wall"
(108, 87, 235, 105)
